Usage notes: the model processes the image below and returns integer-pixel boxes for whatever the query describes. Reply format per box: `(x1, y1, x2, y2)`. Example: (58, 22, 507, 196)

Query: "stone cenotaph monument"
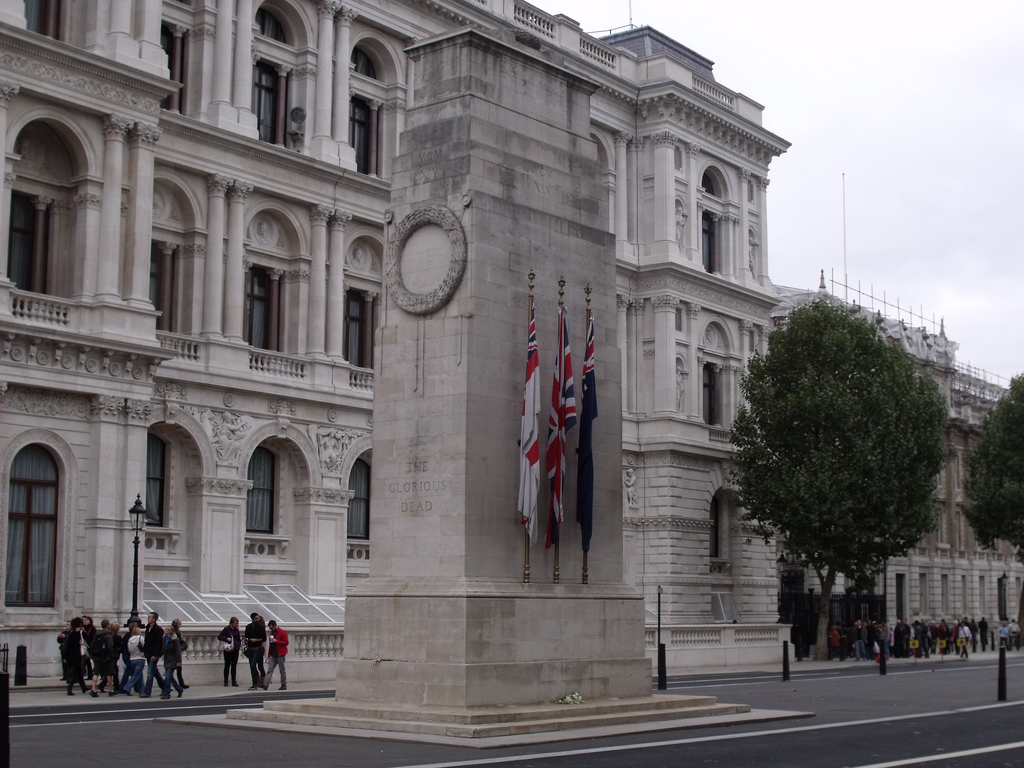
(335, 27, 651, 711)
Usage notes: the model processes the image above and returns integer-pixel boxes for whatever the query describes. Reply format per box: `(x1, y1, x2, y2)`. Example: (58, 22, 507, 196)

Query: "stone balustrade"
(10, 291, 71, 326)
(643, 623, 784, 669)
(157, 332, 202, 362)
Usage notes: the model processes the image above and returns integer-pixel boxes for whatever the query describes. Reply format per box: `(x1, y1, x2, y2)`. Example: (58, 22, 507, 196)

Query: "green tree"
(965, 376, 1024, 620)
(731, 300, 947, 660)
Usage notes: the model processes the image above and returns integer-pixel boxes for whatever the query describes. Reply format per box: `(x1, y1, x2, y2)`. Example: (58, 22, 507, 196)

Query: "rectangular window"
(350, 98, 369, 175)
(246, 447, 275, 533)
(702, 364, 717, 426)
(145, 434, 166, 527)
(7, 192, 35, 291)
(252, 62, 278, 143)
(701, 212, 716, 273)
(980, 575, 987, 615)
(345, 290, 364, 367)
(245, 267, 271, 350)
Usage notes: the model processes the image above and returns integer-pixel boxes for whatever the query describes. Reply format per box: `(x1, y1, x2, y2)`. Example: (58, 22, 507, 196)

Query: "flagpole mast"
(554, 277, 565, 585)
(524, 270, 535, 585)
(582, 284, 592, 586)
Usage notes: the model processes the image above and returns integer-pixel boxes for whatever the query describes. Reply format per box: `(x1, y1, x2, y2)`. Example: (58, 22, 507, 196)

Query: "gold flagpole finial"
(557, 277, 566, 308)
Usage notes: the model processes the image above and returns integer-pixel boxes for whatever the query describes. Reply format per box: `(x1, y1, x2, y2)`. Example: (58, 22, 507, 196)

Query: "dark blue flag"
(576, 315, 597, 553)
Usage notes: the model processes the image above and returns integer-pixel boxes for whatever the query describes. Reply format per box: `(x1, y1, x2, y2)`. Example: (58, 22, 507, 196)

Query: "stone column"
(361, 291, 376, 368)
(613, 133, 629, 259)
(651, 132, 677, 262)
(274, 65, 290, 146)
(106, 0, 137, 62)
(202, 175, 231, 336)
(307, 205, 331, 356)
(232, 0, 255, 133)
(137, 0, 167, 74)
(721, 214, 737, 279)
(739, 169, 751, 281)
(223, 181, 253, 341)
(30, 197, 49, 293)
(96, 115, 132, 300)
(626, 136, 639, 252)
(686, 303, 701, 417)
(651, 295, 678, 413)
(209, 0, 236, 126)
(268, 269, 281, 350)
(167, 26, 186, 112)
(125, 122, 161, 305)
(685, 143, 700, 262)
(624, 298, 637, 412)
(157, 242, 175, 331)
(310, 0, 339, 161)
(326, 211, 351, 358)
(757, 176, 770, 280)
(0, 82, 19, 273)
(367, 100, 380, 177)
(72, 189, 102, 298)
(333, 7, 357, 145)
(616, 294, 629, 414)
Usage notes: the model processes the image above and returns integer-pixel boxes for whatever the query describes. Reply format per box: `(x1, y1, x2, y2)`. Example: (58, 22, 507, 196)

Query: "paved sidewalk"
(6, 677, 336, 708)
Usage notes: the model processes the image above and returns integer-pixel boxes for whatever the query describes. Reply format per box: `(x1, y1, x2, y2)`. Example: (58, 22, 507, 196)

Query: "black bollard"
(998, 646, 1007, 701)
(0, 670, 8, 768)
(879, 649, 886, 675)
(13, 647, 26, 687)
(657, 643, 667, 691)
(782, 641, 790, 682)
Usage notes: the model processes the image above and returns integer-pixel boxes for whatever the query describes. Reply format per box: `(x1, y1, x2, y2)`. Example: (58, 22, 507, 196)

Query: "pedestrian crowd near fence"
(826, 616, 1021, 662)
(55, 610, 290, 698)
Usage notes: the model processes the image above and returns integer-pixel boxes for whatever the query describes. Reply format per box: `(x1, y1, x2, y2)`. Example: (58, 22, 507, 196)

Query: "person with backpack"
(159, 623, 186, 700)
(88, 619, 119, 697)
(118, 624, 146, 695)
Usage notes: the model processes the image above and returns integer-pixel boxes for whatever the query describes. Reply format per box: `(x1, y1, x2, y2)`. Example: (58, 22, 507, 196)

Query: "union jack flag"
(546, 305, 577, 548)
(518, 304, 541, 543)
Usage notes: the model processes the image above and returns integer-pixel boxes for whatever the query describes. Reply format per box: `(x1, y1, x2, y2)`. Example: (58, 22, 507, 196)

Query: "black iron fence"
(780, 591, 887, 657)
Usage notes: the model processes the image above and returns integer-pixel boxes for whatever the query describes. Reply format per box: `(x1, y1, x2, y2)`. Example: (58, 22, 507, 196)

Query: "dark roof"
(598, 26, 715, 80)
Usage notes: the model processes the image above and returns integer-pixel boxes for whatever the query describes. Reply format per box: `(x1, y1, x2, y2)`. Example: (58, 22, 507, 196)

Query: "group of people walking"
(828, 616, 1020, 662)
(59, 612, 188, 698)
(217, 612, 289, 691)
(59, 610, 290, 697)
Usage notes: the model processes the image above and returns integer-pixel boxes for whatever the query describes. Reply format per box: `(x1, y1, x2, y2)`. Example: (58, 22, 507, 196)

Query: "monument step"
(225, 695, 750, 738)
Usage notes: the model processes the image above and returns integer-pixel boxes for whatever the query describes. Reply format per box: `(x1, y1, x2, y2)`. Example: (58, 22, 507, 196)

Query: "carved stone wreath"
(385, 205, 467, 315)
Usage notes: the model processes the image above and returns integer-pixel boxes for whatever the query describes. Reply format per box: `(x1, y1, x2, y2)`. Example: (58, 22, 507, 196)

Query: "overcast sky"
(548, 0, 1024, 383)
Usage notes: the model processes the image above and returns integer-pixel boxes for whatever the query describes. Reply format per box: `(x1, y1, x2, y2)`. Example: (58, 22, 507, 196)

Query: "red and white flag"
(518, 304, 541, 543)
(546, 305, 577, 548)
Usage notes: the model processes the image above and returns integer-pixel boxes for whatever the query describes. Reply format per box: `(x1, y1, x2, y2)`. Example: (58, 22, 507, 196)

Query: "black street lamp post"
(127, 495, 146, 627)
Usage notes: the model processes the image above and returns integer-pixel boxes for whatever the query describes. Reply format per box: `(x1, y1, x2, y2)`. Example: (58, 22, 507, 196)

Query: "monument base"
(337, 580, 651, 708)
(220, 693, 810, 745)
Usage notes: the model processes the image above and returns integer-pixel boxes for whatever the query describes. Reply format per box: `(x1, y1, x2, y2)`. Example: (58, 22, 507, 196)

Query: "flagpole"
(524, 270, 535, 584)
(582, 284, 592, 586)
(554, 277, 565, 585)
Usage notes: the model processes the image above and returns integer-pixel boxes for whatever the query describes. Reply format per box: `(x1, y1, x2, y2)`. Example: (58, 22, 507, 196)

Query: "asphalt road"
(11, 654, 1024, 767)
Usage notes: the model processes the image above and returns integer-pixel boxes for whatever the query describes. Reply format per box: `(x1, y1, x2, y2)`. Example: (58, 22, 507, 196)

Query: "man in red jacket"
(265, 620, 289, 690)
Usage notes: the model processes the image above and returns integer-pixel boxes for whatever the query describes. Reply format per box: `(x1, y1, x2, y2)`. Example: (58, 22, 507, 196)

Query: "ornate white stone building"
(0, 0, 789, 677)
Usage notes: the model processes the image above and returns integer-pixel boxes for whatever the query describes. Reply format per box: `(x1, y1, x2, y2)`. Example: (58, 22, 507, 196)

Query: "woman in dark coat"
(62, 617, 89, 695)
(218, 617, 242, 687)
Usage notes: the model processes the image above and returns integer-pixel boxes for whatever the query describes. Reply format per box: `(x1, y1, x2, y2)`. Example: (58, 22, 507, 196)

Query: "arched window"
(246, 447, 275, 533)
(255, 8, 286, 43)
(701, 211, 716, 273)
(702, 363, 718, 426)
(348, 459, 370, 539)
(709, 495, 721, 559)
(146, 434, 166, 527)
(351, 47, 377, 79)
(6, 445, 58, 606)
(701, 170, 717, 197)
